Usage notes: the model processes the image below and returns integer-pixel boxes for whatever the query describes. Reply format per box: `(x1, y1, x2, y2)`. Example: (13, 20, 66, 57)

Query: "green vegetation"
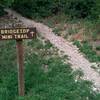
(65, 0, 99, 19)
(0, 0, 100, 19)
(0, 39, 100, 100)
(0, 6, 6, 16)
(12, 0, 59, 18)
(12, 0, 100, 19)
(96, 46, 100, 51)
(0, 41, 18, 100)
(0, 0, 14, 16)
(73, 41, 100, 62)
(0, 0, 100, 100)
(0, 0, 14, 6)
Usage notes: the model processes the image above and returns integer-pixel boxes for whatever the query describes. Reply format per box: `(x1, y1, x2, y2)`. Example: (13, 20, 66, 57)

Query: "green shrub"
(0, 0, 14, 17)
(73, 40, 82, 48)
(13, 0, 59, 18)
(0, 0, 14, 6)
(12, 0, 66, 18)
(12, 0, 99, 19)
(96, 46, 100, 51)
(64, 0, 99, 19)
(74, 41, 100, 62)
(0, 6, 6, 16)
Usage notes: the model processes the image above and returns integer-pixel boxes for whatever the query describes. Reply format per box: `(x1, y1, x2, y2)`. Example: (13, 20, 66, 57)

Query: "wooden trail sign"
(0, 27, 37, 96)
(0, 28, 36, 40)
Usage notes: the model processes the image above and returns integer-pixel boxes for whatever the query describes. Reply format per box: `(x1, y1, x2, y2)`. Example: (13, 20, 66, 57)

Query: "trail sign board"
(0, 28, 36, 40)
(0, 27, 37, 96)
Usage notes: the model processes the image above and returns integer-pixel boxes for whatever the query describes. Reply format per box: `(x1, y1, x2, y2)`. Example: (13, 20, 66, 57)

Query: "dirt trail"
(5, 9, 100, 90)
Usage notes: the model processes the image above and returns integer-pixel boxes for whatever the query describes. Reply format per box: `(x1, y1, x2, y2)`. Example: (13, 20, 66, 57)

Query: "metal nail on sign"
(0, 27, 36, 40)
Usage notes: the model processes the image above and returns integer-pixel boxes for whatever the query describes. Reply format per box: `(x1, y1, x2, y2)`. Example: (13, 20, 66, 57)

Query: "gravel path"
(5, 9, 100, 90)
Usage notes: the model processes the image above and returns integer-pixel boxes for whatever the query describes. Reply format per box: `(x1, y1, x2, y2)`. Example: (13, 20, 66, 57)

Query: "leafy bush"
(12, 0, 66, 18)
(73, 40, 82, 48)
(0, 0, 14, 17)
(12, 0, 99, 19)
(74, 41, 100, 62)
(96, 46, 100, 51)
(64, 0, 99, 19)
(13, 0, 60, 18)
(0, 6, 6, 16)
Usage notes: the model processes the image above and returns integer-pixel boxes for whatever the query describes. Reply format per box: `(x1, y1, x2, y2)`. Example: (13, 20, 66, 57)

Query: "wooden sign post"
(0, 27, 37, 96)
(16, 39, 24, 96)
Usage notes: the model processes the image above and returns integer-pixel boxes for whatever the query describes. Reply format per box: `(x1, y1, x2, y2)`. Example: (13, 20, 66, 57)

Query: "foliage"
(0, 0, 14, 16)
(0, 6, 6, 16)
(96, 46, 100, 51)
(73, 41, 100, 62)
(64, 0, 99, 19)
(12, 0, 100, 19)
(13, 0, 57, 18)
(0, 0, 14, 7)
(24, 39, 100, 100)
(0, 39, 100, 100)
(0, 0, 100, 19)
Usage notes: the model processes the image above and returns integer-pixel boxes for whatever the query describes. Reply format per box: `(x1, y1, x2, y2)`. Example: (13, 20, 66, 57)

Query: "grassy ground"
(0, 38, 100, 100)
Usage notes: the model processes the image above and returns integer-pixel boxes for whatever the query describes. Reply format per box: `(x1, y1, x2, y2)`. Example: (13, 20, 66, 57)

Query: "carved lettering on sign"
(0, 28, 36, 40)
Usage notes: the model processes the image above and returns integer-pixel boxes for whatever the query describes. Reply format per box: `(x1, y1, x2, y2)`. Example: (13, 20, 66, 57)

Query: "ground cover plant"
(73, 41, 100, 62)
(0, 39, 100, 100)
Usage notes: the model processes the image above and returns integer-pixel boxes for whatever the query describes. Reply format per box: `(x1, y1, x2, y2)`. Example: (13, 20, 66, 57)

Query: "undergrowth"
(73, 41, 100, 62)
(0, 39, 100, 100)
